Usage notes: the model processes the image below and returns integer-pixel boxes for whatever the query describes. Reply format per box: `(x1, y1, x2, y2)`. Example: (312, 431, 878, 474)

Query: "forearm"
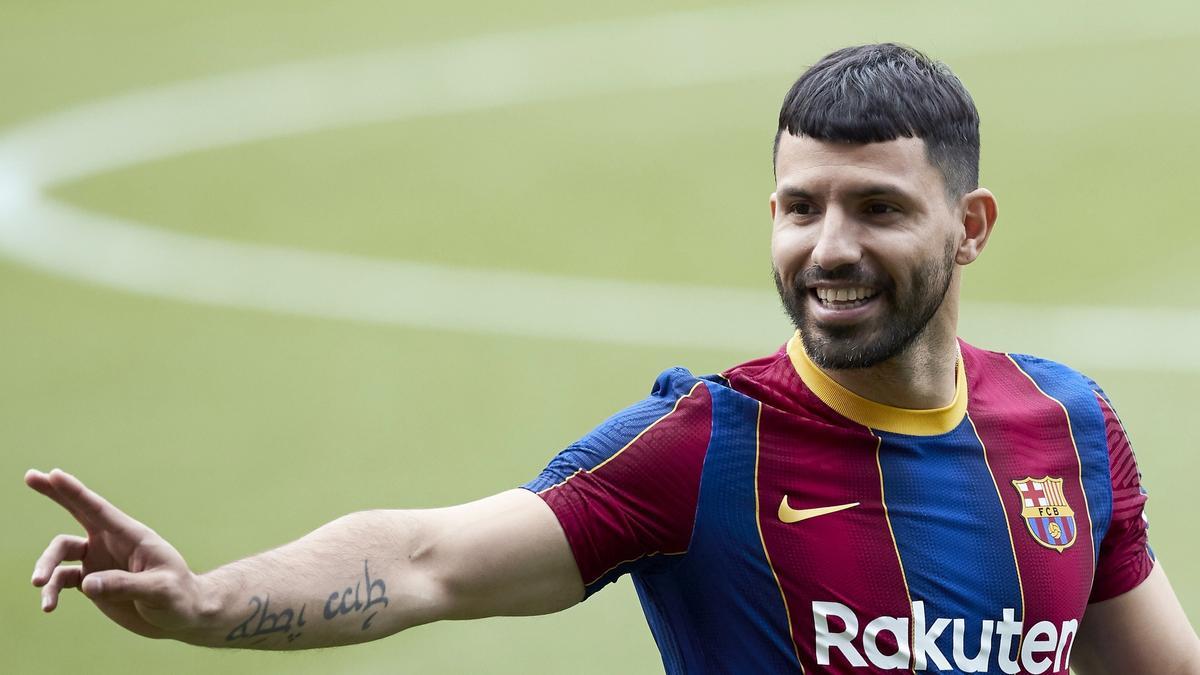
(29, 472, 580, 650)
(183, 509, 442, 650)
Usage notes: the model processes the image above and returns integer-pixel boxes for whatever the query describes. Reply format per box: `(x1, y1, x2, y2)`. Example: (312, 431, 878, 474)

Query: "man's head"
(770, 44, 996, 370)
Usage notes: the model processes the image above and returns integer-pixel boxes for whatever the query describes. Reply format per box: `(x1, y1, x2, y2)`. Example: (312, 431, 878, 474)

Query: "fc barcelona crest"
(1012, 477, 1077, 552)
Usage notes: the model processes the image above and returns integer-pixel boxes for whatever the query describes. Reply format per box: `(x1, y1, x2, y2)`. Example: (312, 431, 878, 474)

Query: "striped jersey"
(523, 333, 1153, 674)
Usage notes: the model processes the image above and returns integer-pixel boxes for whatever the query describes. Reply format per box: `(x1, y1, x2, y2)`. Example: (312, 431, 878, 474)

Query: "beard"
(774, 239, 956, 370)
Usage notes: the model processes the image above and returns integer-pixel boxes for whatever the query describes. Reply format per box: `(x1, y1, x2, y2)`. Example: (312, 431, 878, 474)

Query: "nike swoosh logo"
(777, 497, 860, 524)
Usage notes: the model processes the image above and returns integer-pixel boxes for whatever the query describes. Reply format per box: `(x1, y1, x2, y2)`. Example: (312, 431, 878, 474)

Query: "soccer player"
(26, 44, 1200, 674)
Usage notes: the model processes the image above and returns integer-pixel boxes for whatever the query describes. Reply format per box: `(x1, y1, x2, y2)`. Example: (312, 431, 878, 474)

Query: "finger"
(41, 565, 83, 612)
(25, 469, 62, 504)
(82, 569, 170, 606)
(25, 468, 96, 528)
(46, 469, 138, 532)
(32, 534, 88, 587)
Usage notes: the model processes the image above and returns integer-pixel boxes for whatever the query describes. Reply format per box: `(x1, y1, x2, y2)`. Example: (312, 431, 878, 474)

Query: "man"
(27, 44, 1199, 673)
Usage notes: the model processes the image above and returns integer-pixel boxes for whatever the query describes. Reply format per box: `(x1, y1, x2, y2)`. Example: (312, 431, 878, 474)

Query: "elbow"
(316, 509, 452, 631)
(365, 509, 457, 628)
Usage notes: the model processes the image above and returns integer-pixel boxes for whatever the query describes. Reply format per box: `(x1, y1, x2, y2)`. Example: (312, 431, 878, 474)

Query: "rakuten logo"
(813, 601, 1077, 674)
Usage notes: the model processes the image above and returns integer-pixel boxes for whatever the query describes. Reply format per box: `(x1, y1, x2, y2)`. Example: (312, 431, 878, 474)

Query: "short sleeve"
(1089, 390, 1155, 603)
(522, 368, 713, 598)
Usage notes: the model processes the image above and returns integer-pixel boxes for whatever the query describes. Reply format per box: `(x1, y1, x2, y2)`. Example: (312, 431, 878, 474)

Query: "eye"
(865, 202, 899, 215)
(788, 202, 818, 216)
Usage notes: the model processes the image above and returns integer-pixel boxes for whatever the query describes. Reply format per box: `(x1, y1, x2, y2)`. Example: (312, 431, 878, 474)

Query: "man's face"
(771, 134, 961, 369)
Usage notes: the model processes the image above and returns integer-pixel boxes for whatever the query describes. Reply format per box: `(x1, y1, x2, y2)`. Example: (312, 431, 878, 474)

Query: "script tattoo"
(226, 596, 307, 643)
(323, 559, 389, 630)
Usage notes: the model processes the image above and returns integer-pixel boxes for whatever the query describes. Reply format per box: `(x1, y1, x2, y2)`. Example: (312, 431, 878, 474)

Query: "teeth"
(815, 287, 877, 304)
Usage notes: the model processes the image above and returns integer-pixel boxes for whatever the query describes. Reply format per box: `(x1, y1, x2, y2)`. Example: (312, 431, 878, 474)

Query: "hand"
(26, 468, 206, 639)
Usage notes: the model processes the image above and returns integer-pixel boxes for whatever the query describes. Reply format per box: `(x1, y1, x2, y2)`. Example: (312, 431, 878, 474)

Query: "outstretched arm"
(27, 468, 583, 649)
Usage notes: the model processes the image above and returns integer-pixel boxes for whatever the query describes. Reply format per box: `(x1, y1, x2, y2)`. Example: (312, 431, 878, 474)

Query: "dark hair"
(773, 43, 980, 200)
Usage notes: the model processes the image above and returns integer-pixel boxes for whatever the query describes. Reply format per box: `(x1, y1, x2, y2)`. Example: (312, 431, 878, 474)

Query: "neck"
(821, 328, 959, 410)
(786, 324, 966, 436)
(820, 286, 961, 411)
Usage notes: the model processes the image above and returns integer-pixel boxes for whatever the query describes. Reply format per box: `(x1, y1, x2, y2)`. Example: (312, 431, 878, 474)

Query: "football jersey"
(523, 333, 1153, 674)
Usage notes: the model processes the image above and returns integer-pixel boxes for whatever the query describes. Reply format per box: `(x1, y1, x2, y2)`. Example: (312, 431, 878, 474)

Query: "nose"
(810, 208, 862, 271)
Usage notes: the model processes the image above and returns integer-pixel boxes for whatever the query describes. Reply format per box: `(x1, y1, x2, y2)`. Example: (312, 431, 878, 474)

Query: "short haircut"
(773, 43, 980, 200)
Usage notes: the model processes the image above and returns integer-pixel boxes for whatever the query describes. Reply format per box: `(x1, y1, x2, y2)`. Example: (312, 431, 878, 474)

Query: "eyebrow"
(776, 183, 916, 202)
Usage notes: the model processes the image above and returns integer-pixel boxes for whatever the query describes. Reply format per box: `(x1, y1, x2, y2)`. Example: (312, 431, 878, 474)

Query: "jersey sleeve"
(522, 368, 713, 598)
(1089, 390, 1155, 603)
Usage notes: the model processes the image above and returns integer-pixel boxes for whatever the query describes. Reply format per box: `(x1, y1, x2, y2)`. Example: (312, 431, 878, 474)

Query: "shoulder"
(705, 342, 820, 416)
(1005, 352, 1101, 391)
(962, 341, 1107, 412)
(580, 367, 711, 447)
(652, 366, 710, 399)
(714, 343, 792, 387)
(525, 367, 713, 491)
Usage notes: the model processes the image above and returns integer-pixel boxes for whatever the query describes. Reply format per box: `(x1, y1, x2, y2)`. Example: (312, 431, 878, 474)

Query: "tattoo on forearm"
(226, 596, 307, 643)
(323, 559, 389, 630)
(225, 559, 390, 644)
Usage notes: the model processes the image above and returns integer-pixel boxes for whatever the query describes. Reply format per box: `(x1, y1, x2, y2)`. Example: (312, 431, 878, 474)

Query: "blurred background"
(3, 1, 1197, 672)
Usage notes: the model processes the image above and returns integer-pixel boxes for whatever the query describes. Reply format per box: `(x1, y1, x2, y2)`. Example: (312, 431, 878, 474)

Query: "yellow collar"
(786, 331, 967, 436)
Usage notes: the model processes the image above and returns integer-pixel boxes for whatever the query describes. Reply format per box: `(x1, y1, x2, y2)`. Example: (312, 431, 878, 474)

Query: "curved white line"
(0, 4, 1197, 369)
(0, 195, 785, 351)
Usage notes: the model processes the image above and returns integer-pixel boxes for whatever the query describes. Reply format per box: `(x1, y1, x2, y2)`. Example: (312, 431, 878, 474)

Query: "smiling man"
(27, 44, 1199, 674)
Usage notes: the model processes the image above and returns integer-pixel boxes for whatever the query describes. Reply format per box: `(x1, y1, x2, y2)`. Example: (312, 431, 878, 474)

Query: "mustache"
(796, 264, 891, 290)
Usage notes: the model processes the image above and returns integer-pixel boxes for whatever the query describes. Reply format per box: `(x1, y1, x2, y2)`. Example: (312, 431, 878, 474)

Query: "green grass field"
(3, 2, 1198, 672)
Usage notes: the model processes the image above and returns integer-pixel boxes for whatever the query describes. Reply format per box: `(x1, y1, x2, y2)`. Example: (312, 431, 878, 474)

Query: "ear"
(769, 192, 779, 221)
(955, 188, 998, 265)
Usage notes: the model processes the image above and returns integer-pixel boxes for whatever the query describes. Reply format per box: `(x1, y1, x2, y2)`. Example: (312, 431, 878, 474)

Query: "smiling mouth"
(811, 286, 880, 310)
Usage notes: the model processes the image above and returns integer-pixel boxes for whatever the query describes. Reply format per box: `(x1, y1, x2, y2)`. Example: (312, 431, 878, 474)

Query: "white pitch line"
(0, 3, 1198, 371)
(1, 195, 787, 353)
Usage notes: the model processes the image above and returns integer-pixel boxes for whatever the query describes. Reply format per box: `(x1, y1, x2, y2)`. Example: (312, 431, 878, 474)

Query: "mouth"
(812, 286, 879, 308)
(806, 285, 882, 324)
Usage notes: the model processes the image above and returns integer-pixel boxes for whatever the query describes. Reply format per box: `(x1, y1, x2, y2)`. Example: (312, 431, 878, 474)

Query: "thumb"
(81, 570, 169, 605)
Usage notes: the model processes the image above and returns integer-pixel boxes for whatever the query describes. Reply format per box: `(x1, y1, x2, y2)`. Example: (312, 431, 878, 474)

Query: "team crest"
(1012, 477, 1076, 552)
